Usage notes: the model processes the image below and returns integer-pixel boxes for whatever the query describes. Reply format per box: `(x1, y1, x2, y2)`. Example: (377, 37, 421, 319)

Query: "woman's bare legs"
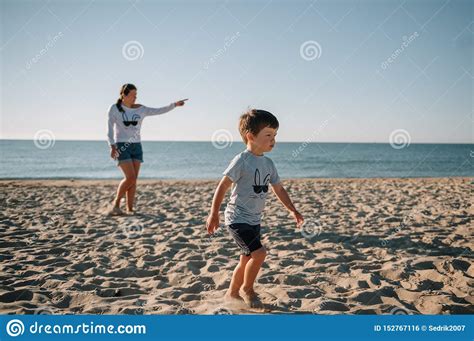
(113, 161, 137, 208)
(125, 160, 141, 211)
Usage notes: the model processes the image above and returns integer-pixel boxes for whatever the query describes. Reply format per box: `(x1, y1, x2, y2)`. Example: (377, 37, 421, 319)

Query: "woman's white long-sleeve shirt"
(106, 103, 176, 146)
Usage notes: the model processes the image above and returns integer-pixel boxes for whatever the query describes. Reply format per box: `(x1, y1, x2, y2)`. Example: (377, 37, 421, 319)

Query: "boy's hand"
(206, 212, 220, 234)
(291, 210, 304, 228)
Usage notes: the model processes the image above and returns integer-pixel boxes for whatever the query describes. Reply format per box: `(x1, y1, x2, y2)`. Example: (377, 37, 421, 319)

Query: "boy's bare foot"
(241, 287, 257, 296)
(241, 288, 263, 308)
(108, 206, 124, 216)
(224, 291, 244, 303)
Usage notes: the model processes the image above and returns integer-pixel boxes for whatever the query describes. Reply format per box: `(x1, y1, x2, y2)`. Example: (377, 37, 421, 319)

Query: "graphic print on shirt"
(121, 112, 141, 127)
(251, 168, 270, 199)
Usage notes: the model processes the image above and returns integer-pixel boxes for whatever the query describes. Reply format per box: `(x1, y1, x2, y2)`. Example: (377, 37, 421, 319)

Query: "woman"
(107, 83, 187, 215)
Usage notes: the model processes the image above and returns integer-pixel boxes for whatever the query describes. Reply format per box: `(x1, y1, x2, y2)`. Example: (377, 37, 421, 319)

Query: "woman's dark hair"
(116, 83, 137, 113)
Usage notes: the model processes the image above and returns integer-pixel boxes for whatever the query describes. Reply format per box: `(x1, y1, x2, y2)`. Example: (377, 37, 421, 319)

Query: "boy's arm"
(271, 182, 304, 227)
(206, 176, 233, 234)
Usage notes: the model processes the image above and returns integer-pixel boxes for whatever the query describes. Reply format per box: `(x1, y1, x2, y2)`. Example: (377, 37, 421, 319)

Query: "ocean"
(0, 140, 472, 179)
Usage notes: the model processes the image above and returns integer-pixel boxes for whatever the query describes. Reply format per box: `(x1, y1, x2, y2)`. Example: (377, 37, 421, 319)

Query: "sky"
(1, 0, 473, 143)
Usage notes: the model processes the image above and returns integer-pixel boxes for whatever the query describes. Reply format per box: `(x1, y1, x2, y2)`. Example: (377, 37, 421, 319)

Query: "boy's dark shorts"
(227, 223, 262, 256)
(116, 142, 143, 165)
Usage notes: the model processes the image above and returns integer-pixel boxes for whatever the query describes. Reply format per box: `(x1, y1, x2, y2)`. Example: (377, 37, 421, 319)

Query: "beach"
(0, 178, 472, 315)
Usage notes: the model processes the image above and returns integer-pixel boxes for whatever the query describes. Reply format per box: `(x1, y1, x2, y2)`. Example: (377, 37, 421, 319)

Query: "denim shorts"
(227, 223, 262, 256)
(116, 142, 143, 165)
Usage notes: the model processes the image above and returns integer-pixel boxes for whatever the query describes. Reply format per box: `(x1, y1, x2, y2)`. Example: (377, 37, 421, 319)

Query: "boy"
(206, 109, 304, 308)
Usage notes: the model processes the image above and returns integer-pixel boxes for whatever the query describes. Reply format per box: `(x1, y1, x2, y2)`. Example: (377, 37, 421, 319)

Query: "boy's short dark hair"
(239, 109, 279, 144)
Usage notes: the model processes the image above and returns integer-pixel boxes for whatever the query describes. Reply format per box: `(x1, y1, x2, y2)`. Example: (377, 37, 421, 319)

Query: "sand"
(0, 178, 472, 315)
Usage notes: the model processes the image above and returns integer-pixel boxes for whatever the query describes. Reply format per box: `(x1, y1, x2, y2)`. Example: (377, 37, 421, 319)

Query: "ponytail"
(116, 98, 124, 113)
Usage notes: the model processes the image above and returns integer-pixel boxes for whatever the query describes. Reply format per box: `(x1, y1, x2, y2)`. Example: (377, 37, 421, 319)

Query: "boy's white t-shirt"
(106, 103, 175, 146)
(223, 149, 281, 226)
